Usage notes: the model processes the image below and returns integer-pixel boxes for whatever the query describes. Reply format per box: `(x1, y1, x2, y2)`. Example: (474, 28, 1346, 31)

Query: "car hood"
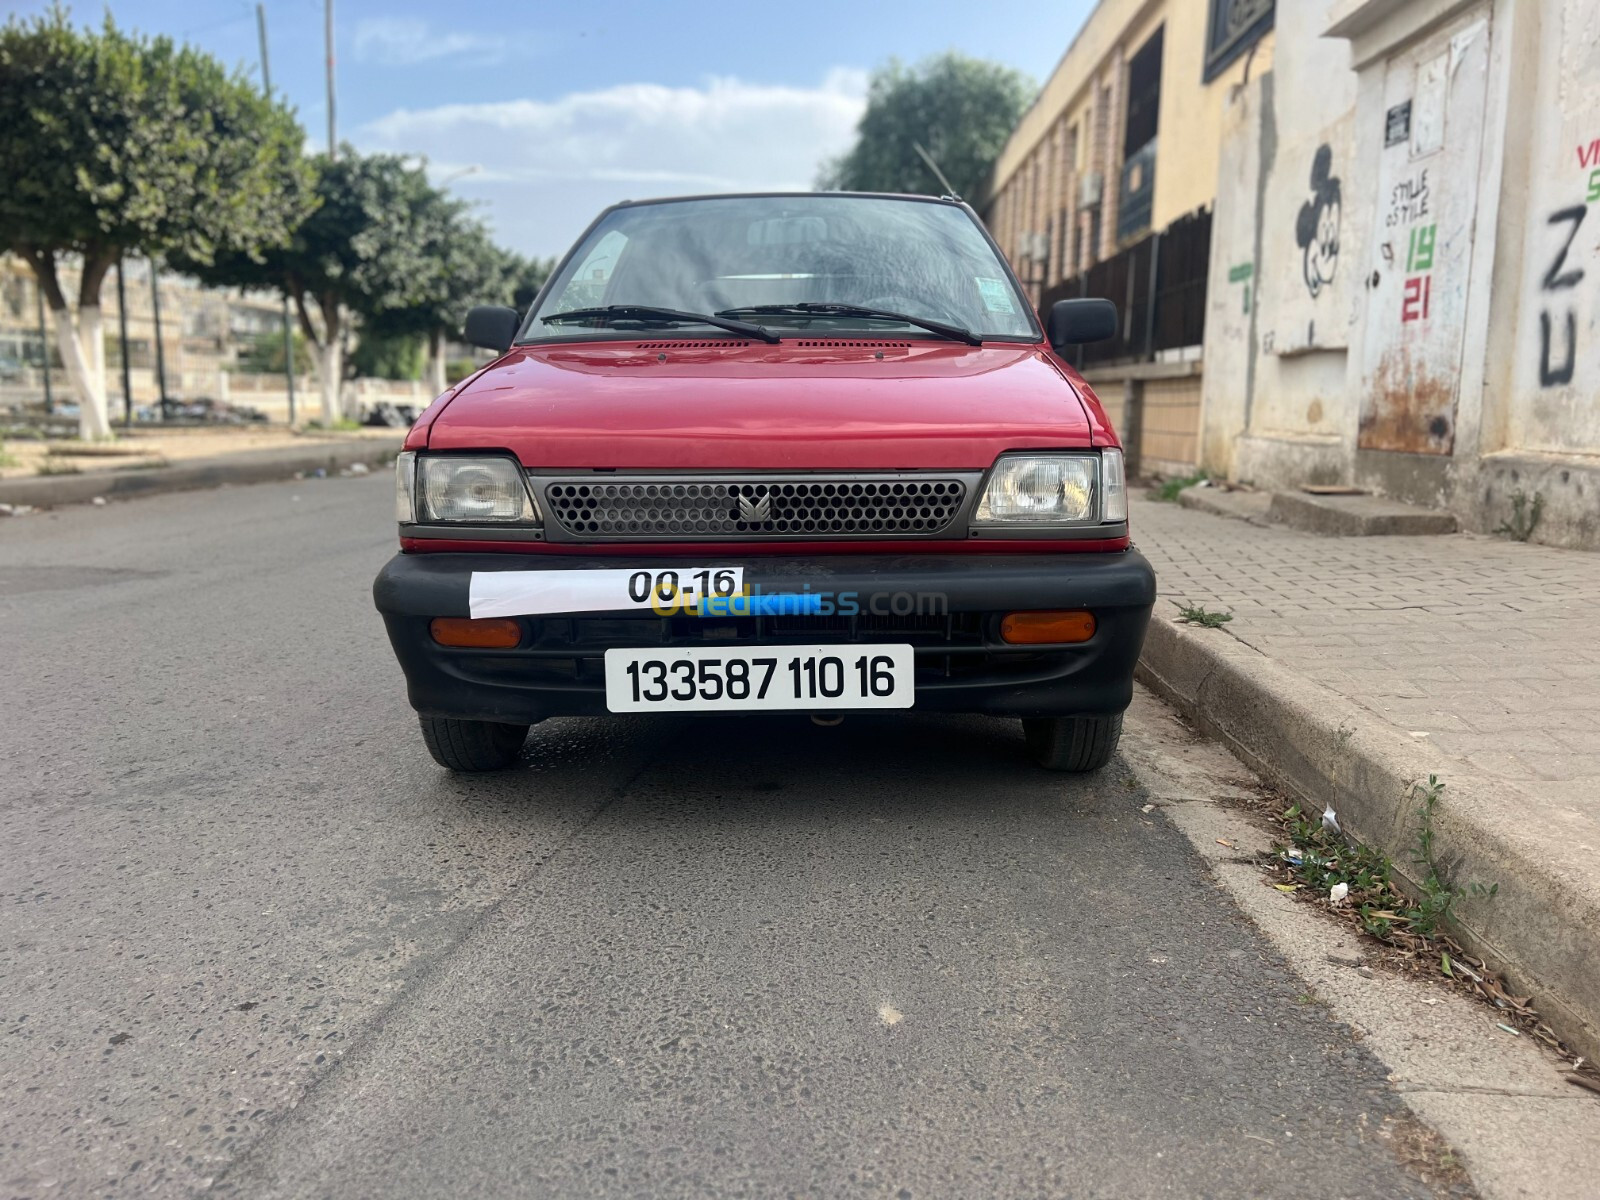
(425, 340, 1098, 470)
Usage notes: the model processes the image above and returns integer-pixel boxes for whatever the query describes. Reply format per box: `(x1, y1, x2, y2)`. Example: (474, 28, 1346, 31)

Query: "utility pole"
(150, 260, 170, 418)
(325, 0, 336, 158)
(257, 2, 297, 424)
(116, 258, 134, 427)
(34, 279, 52, 412)
(326, 0, 344, 419)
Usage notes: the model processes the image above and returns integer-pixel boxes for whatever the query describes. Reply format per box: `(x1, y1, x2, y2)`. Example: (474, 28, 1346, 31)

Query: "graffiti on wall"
(1358, 18, 1490, 458)
(1295, 144, 1342, 298)
(1579, 138, 1600, 203)
(1227, 261, 1254, 313)
(1538, 203, 1587, 387)
(1400, 222, 1436, 324)
(1385, 170, 1431, 228)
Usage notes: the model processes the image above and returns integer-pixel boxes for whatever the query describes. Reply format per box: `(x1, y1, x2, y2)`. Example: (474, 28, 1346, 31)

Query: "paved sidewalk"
(1135, 493, 1600, 807)
(0, 434, 403, 509)
(0, 425, 402, 480)
(1129, 490, 1600, 1055)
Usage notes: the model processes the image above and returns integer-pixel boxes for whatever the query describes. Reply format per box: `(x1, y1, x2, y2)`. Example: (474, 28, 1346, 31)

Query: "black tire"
(1021, 712, 1123, 772)
(418, 716, 529, 772)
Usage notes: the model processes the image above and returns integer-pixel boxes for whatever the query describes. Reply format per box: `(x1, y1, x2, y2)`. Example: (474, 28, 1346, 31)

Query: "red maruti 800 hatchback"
(374, 193, 1155, 773)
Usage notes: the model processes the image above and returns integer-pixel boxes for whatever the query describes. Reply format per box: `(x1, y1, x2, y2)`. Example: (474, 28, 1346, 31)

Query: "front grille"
(537, 474, 972, 541)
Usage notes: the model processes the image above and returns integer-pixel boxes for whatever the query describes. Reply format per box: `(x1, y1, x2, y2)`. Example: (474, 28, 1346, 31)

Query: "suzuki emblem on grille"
(737, 493, 772, 522)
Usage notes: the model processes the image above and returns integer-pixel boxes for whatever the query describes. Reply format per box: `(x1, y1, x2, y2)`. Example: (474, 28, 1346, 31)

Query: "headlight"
(976, 454, 1098, 524)
(402, 454, 540, 524)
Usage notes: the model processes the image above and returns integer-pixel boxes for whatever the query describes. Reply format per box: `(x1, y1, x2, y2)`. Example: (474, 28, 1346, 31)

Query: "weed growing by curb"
(1176, 603, 1233, 628)
(1407, 775, 1498, 936)
(1495, 489, 1543, 541)
(1253, 776, 1600, 1089)
(1150, 470, 1208, 502)
(1275, 775, 1497, 943)
(0, 442, 18, 468)
(35, 461, 81, 475)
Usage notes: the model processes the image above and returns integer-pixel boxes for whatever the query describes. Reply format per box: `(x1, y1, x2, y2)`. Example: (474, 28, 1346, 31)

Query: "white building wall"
(1199, 0, 1600, 548)
(1199, 0, 1364, 488)
(1505, 0, 1600, 458)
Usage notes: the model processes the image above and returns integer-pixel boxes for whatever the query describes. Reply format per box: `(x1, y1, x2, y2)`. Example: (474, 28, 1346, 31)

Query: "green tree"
(365, 191, 511, 395)
(349, 328, 424, 381)
(817, 53, 1034, 203)
(239, 327, 312, 376)
(506, 252, 557, 317)
(179, 150, 439, 423)
(0, 9, 312, 438)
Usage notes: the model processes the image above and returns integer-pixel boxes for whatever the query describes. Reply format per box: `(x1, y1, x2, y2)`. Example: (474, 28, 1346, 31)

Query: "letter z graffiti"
(1538, 206, 1586, 389)
(1542, 206, 1587, 291)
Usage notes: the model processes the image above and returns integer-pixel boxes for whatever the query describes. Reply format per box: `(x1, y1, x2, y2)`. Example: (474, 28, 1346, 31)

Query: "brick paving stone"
(1132, 494, 1600, 816)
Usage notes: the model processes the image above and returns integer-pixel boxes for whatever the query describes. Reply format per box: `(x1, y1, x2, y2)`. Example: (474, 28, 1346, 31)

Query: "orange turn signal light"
(1000, 610, 1096, 645)
(429, 617, 523, 649)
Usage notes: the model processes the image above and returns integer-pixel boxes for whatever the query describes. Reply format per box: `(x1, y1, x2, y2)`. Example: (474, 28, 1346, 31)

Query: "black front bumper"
(373, 551, 1156, 724)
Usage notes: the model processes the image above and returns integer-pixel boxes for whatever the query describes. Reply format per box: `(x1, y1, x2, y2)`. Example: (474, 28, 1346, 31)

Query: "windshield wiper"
(716, 303, 982, 346)
(538, 304, 779, 344)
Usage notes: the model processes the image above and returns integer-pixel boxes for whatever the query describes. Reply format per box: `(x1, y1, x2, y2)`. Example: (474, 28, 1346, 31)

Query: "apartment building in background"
(991, 0, 1599, 551)
(988, 0, 1273, 296)
(0, 255, 296, 417)
(985, 0, 1275, 474)
(0, 257, 434, 423)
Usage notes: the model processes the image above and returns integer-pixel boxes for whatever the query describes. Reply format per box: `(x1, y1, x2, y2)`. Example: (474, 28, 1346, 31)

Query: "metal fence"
(1041, 207, 1212, 368)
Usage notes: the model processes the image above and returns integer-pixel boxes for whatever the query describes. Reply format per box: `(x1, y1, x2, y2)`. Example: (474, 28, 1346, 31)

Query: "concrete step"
(1266, 490, 1459, 536)
(1175, 484, 1272, 524)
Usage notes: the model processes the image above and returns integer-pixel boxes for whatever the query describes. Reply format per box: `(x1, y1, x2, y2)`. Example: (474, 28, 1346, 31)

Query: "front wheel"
(418, 716, 529, 772)
(1021, 713, 1123, 772)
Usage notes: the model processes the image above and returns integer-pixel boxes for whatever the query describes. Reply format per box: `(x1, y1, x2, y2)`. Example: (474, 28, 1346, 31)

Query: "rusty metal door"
(1358, 12, 1491, 455)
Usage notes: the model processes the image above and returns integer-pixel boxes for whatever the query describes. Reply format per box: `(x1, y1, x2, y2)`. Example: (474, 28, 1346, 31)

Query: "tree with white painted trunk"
(180, 151, 438, 425)
(0, 11, 312, 439)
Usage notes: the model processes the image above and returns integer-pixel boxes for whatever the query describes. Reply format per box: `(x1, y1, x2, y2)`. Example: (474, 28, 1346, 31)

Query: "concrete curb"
(0, 437, 403, 509)
(1137, 612, 1600, 1062)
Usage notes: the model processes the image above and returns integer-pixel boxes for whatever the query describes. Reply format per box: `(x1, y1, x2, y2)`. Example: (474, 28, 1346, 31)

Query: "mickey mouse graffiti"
(1295, 144, 1342, 298)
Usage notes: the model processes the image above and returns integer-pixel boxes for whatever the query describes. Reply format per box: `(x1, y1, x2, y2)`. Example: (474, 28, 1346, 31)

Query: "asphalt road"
(1, 475, 1439, 1199)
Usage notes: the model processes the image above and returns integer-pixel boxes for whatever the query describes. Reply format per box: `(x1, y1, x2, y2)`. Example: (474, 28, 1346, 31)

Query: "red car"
(374, 193, 1155, 773)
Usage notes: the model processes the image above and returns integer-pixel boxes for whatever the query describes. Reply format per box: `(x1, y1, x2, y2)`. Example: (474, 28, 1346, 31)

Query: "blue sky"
(14, 1, 1094, 258)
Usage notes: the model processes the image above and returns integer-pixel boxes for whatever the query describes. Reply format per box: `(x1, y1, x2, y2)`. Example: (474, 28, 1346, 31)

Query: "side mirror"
(464, 305, 520, 354)
(1047, 298, 1119, 351)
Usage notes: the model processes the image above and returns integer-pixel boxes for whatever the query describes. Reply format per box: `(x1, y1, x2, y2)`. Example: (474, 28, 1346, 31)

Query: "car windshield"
(524, 195, 1038, 343)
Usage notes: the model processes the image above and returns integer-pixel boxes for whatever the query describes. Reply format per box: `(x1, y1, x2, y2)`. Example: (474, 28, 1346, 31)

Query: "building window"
(1123, 27, 1162, 159)
(1203, 0, 1273, 84)
(1118, 27, 1162, 244)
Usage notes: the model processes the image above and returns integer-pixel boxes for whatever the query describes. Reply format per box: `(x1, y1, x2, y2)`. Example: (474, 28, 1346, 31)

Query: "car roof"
(608, 191, 968, 211)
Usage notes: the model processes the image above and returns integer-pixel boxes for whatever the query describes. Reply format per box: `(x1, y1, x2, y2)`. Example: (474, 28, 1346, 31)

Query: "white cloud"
(352, 18, 505, 66)
(358, 70, 868, 257)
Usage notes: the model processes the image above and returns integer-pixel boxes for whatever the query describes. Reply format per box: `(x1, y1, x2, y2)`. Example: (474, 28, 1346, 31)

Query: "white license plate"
(604, 644, 915, 712)
(470, 566, 744, 619)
